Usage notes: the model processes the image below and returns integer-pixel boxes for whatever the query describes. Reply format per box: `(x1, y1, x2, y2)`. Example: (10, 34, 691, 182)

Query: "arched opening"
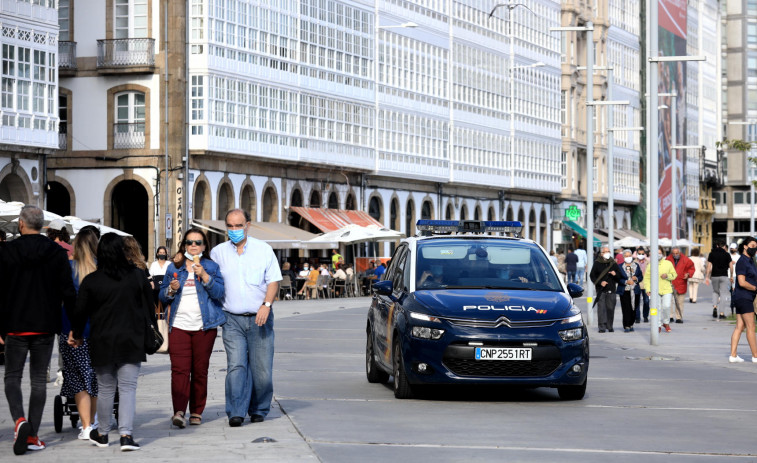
(540, 209, 548, 248)
(217, 182, 234, 220)
(288, 188, 304, 227)
(488, 206, 495, 221)
(529, 209, 537, 241)
(262, 187, 278, 222)
(111, 180, 149, 256)
(345, 193, 356, 210)
(0, 173, 29, 203)
(421, 200, 433, 220)
(291, 189, 303, 207)
(445, 203, 453, 220)
(309, 190, 321, 208)
(193, 181, 211, 221)
(240, 184, 256, 221)
(328, 191, 339, 209)
(47, 181, 71, 217)
(369, 196, 382, 222)
(390, 198, 399, 230)
(460, 204, 468, 220)
(506, 206, 514, 222)
(474, 206, 481, 221)
(517, 208, 525, 223)
(405, 199, 416, 236)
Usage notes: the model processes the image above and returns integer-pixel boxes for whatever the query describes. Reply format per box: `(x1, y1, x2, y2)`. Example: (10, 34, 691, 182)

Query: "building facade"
(0, 0, 59, 206)
(47, 0, 564, 257)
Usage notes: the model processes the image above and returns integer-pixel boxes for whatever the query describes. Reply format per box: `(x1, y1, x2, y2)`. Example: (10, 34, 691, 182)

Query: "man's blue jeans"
(567, 271, 577, 284)
(222, 312, 275, 419)
(576, 268, 586, 285)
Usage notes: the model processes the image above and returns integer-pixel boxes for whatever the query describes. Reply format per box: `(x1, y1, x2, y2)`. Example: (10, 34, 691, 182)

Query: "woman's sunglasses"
(184, 239, 204, 246)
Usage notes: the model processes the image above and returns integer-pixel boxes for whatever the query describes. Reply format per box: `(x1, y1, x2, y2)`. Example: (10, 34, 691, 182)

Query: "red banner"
(659, 0, 687, 39)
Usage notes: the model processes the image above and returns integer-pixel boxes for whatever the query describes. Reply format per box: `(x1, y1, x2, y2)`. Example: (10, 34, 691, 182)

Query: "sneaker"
(629, 327, 635, 332)
(675, 319, 683, 324)
(752, 357, 757, 363)
(89, 428, 109, 448)
(26, 436, 45, 451)
(120, 435, 140, 451)
(78, 426, 93, 440)
(13, 418, 30, 455)
(713, 308, 718, 318)
(719, 313, 727, 320)
(729, 355, 745, 363)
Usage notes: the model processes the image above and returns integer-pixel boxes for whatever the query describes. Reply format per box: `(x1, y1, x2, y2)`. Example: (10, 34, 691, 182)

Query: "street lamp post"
(551, 23, 594, 324)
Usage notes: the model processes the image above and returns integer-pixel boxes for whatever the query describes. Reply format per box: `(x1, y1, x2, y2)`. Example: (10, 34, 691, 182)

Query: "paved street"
(2, 285, 757, 461)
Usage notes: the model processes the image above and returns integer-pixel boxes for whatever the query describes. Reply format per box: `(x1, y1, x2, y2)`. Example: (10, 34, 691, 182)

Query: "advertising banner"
(657, 0, 687, 240)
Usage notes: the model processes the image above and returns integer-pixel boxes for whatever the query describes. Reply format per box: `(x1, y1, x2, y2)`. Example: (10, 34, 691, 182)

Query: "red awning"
(288, 207, 383, 233)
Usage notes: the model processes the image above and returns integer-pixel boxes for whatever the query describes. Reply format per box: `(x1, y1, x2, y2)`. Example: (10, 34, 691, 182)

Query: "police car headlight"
(561, 313, 583, 324)
(411, 326, 445, 340)
(409, 311, 441, 323)
(559, 328, 583, 341)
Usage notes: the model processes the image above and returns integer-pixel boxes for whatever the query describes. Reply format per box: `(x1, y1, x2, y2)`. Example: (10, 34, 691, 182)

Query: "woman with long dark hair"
(729, 237, 757, 363)
(72, 233, 152, 451)
(160, 228, 225, 427)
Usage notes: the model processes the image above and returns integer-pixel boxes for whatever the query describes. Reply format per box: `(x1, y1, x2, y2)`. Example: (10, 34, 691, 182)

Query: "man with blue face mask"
(210, 209, 282, 427)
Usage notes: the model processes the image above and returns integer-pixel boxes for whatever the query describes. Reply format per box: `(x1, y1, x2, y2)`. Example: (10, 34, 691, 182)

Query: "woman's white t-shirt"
(149, 260, 169, 277)
(173, 271, 203, 331)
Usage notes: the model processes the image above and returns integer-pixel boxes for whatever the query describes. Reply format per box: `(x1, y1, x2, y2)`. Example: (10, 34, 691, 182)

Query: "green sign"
(565, 205, 581, 221)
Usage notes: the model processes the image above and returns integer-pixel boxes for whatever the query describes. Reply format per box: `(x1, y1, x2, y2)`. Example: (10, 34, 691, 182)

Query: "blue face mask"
(227, 228, 245, 244)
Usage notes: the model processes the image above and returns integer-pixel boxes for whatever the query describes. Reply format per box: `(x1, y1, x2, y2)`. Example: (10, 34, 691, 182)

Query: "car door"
(374, 245, 407, 367)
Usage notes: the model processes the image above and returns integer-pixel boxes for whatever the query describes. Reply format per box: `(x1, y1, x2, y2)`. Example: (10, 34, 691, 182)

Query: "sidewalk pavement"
(0, 297, 368, 461)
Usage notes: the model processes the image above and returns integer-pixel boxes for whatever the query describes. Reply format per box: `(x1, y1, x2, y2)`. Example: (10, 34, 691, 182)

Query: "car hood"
(413, 289, 574, 321)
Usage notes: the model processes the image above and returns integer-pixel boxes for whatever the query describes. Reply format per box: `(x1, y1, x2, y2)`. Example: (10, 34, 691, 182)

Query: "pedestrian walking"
(730, 243, 740, 315)
(619, 250, 643, 332)
(633, 248, 650, 323)
(149, 246, 170, 305)
(666, 247, 694, 323)
(575, 245, 587, 285)
(160, 228, 226, 428)
(728, 237, 757, 363)
(705, 240, 733, 319)
(687, 248, 705, 303)
(61, 229, 99, 441)
(72, 233, 153, 451)
(211, 209, 281, 427)
(565, 246, 578, 284)
(589, 245, 625, 333)
(0, 205, 76, 455)
(643, 246, 677, 333)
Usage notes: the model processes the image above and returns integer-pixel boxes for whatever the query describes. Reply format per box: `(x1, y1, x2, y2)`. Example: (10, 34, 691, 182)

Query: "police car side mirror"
(567, 283, 584, 299)
(373, 280, 393, 296)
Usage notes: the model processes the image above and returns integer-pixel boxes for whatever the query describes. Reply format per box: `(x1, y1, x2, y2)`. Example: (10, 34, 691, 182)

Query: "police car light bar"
(416, 220, 523, 236)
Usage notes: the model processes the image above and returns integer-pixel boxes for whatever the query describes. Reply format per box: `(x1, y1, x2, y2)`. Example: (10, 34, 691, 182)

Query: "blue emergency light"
(416, 220, 523, 236)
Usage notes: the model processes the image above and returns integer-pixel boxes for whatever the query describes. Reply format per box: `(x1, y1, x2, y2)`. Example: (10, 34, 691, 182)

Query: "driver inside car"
(497, 266, 531, 283)
(418, 263, 445, 287)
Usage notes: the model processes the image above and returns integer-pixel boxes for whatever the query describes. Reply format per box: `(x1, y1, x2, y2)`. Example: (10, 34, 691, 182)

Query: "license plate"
(475, 347, 532, 361)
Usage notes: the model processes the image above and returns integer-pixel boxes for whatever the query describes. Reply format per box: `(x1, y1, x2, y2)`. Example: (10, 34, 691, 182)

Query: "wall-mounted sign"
(565, 205, 581, 222)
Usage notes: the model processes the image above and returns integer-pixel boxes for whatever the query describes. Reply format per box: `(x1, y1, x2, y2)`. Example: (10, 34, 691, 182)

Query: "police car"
(365, 220, 588, 400)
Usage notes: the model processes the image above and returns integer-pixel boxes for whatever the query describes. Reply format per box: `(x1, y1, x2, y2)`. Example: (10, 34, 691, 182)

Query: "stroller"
(54, 391, 118, 433)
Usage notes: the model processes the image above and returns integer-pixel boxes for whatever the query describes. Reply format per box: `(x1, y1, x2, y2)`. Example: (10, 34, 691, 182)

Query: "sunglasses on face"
(185, 240, 204, 246)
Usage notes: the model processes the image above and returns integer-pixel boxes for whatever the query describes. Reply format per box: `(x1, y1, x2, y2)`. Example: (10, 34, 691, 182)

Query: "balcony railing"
(58, 122, 67, 150)
(58, 42, 77, 70)
(97, 38, 155, 68)
(113, 122, 145, 149)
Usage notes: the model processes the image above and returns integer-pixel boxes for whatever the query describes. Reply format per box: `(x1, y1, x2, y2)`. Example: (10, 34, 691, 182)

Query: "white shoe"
(78, 426, 92, 440)
(729, 355, 745, 363)
(752, 357, 757, 363)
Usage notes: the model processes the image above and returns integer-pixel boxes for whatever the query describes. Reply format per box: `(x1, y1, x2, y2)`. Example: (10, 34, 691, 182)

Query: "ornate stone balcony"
(97, 38, 155, 74)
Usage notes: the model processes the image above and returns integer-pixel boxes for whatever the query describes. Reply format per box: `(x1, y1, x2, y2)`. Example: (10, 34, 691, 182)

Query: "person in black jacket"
(0, 205, 76, 455)
(590, 245, 625, 333)
(72, 233, 153, 451)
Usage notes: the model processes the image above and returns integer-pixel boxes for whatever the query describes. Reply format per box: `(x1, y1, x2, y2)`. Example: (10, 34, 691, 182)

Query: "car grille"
(441, 315, 557, 329)
(443, 358, 561, 377)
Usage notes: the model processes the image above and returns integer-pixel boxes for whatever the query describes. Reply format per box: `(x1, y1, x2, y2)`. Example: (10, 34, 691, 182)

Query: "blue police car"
(365, 220, 588, 400)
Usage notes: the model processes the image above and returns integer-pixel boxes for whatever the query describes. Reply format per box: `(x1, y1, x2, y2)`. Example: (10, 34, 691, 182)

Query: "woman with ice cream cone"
(159, 228, 226, 428)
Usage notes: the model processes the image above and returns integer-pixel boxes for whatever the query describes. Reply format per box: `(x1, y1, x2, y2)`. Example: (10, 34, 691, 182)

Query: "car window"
(392, 249, 408, 293)
(415, 239, 562, 291)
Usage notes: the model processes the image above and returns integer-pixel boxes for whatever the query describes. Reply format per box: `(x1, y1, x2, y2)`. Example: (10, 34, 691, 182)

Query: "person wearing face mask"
(590, 245, 626, 333)
(643, 246, 677, 332)
(687, 248, 705, 303)
(160, 228, 226, 428)
(149, 246, 170, 306)
(618, 250, 644, 332)
(210, 209, 281, 426)
(665, 247, 695, 324)
(728, 237, 757, 363)
(633, 248, 650, 323)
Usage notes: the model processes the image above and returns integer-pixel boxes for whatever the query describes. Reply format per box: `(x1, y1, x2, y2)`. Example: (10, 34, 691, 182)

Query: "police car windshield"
(415, 239, 562, 291)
